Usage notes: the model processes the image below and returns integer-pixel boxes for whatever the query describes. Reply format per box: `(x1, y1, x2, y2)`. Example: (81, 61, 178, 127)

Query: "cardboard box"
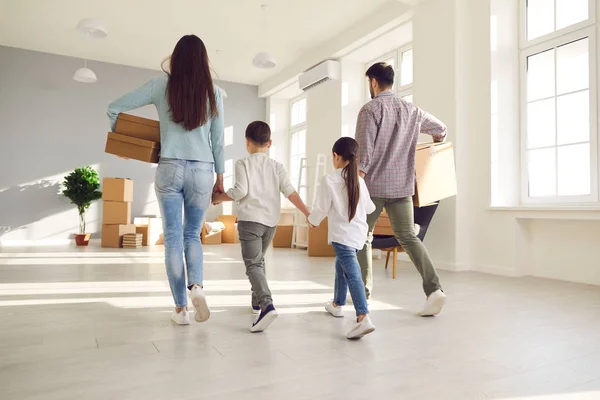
(101, 224, 136, 248)
(308, 218, 336, 257)
(102, 201, 131, 225)
(105, 132, 160, 163)
(414, 142, 457, 207)
(115, 113, 160, 143)
(273, 225, 293, 248)
(134, 217, 163, 246)
(102, 178, 133, 202)
(215, 215, 240, 243)
(374, 211, 393, 236)
(201, 223, 222, 245)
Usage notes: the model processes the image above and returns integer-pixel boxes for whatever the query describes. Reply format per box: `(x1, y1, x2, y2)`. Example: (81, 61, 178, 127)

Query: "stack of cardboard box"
(273, 211, 294, 248)
(201, 222, 222, 245)
(215, 215, 240, 243)
(101, 178, 136, 248)
(134, 217, 164, 246)
(105, 114, 160, 163)
(308, 218, 336, 257)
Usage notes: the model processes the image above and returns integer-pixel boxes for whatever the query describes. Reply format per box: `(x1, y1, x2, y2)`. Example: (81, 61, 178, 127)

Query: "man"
(355, 62, 447, 316)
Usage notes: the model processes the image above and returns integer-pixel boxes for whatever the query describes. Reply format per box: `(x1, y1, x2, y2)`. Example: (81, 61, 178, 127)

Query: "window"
(290, 96, 307, 203)
(520, 0, 597, 204)
(224, 126, 233, 147)
(365, 45, 413, 102)
(525, 0, 590, 41)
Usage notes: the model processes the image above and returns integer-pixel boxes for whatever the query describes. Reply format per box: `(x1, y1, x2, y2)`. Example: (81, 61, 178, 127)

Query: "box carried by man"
(413, 142, 456, 207)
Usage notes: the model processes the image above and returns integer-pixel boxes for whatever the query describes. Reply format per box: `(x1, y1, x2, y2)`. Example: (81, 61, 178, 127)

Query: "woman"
(107, 35, 224, 325)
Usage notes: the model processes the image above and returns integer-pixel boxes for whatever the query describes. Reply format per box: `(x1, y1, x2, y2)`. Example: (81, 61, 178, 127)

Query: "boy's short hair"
(365, 62, 394, 88)
(245, 121, 271, 147)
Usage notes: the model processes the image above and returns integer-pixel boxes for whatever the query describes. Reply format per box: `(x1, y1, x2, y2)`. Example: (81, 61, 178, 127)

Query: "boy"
(212, 121, 310, 332)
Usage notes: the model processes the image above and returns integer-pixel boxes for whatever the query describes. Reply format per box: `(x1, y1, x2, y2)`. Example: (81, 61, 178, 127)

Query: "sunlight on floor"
(0, 279, 401, 313)
(0, 280, 330, 295)
(0, 295, 400, 312)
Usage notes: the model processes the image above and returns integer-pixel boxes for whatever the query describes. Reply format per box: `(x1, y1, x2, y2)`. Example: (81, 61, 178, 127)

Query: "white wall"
(412, 0, 459, 269)
(266, 97, 290, 168)
(306, 80, 342, 203)
(341, 59, 365, 138)
(412, 0, 600, 285)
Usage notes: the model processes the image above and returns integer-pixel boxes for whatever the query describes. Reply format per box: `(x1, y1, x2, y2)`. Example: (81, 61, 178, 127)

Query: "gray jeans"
(238, 221, 277, 310)
(357, 196, 442, 298)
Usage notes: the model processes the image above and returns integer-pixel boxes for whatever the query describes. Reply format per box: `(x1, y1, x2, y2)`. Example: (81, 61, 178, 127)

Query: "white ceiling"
(0, 0, 402, 85)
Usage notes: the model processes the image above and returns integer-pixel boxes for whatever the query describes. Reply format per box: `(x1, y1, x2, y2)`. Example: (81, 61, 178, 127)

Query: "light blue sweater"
(107, 75, 224, 173)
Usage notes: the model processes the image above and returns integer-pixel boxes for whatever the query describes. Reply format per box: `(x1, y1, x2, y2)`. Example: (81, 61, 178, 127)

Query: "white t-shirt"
(226, 153, 296, 228)
(308, 169, 376, 250)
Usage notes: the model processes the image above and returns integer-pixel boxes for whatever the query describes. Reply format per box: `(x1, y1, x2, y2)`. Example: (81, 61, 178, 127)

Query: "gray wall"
(0, 46, 265, 243)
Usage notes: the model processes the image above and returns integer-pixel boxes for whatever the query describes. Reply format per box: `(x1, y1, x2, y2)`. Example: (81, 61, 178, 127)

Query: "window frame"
(519, 24, 598, 204)
(289, 94, 308, 203)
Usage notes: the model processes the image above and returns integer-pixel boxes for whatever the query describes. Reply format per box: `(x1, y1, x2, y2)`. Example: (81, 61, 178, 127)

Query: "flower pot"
(74, 233, 91, 246)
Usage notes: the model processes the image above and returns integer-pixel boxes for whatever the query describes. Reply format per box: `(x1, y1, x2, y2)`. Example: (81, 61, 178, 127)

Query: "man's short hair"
(245, 121, 271, 146)
(365, 62, 394, 88)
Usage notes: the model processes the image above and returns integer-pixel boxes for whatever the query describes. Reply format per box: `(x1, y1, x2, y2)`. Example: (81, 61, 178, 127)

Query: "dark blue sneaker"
(251, 305, 261, 315)
(250, 304, 278, 332)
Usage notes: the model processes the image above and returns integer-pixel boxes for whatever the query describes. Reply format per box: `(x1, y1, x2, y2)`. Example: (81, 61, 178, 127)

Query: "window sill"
(488, 206, 600, 220)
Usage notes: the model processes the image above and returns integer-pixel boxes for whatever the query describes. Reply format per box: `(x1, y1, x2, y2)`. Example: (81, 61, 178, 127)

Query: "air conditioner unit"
(298, 60, 340, 91)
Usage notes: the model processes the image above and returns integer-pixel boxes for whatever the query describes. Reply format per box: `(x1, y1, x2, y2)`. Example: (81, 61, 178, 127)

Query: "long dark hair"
(332, 137, 360, 222)
(161, 35, 217, 131)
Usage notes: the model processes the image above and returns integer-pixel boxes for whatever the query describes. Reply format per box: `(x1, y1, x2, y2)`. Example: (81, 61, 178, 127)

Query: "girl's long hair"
(332, 137, 360, 222)
(161, 35, 217, 131)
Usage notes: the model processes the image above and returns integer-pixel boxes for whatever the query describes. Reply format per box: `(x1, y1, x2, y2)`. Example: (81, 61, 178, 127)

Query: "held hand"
(212, 182, 224, 195)
(211, 193, 223, 205)
(213, 174, 224, 195)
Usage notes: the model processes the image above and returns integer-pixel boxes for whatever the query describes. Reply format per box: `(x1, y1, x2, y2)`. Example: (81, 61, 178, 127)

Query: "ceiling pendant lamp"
(252, 52, 276, 69)
(76, 17, 108, 39)
(73, 60, 97, 83)
(252, 5, 276, 69)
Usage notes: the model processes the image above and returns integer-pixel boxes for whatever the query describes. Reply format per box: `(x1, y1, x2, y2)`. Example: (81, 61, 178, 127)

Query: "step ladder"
(291, 153, 326, 248)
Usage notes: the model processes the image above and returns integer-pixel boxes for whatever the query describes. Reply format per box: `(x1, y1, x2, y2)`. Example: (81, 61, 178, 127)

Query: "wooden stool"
(383, 246, 404, 279)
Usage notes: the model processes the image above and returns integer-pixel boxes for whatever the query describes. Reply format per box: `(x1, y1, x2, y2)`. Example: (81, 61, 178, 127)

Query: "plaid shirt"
(355, 91, 447, 199)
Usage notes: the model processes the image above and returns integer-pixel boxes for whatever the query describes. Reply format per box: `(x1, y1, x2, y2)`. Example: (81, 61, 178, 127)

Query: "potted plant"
(62, 166, 102, 246)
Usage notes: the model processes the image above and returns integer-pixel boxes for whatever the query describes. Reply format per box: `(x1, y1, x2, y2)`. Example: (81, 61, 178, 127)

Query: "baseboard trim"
(472, 264, 521, 278)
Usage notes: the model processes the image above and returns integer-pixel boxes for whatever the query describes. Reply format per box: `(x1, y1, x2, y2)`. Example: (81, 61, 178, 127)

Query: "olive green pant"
(357, 196, 442, 298)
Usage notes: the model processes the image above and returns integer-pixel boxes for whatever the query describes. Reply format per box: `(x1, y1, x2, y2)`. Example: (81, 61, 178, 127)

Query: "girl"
(308, 137, 376, 339)
(107, 35, 223, 325)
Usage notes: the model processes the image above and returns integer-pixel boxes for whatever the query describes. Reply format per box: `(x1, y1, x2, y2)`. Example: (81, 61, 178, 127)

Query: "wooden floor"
(1, 244, 600, 399)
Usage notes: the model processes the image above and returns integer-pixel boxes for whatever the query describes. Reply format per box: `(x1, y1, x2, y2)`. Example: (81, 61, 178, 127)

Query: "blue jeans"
(332, 242, 369, 316)
(155, 158, 213, 308)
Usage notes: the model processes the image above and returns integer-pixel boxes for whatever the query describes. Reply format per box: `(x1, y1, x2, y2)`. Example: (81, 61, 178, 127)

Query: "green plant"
(62, 166, 102, 234)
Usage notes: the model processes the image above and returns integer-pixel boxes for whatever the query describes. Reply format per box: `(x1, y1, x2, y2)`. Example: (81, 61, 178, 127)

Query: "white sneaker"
(346, 315, 376, 339)
(171, 309, 190, 325)
(419, 289, 447, 317)
(325, 301, 344, 318)
(189, 285, 210, 322)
